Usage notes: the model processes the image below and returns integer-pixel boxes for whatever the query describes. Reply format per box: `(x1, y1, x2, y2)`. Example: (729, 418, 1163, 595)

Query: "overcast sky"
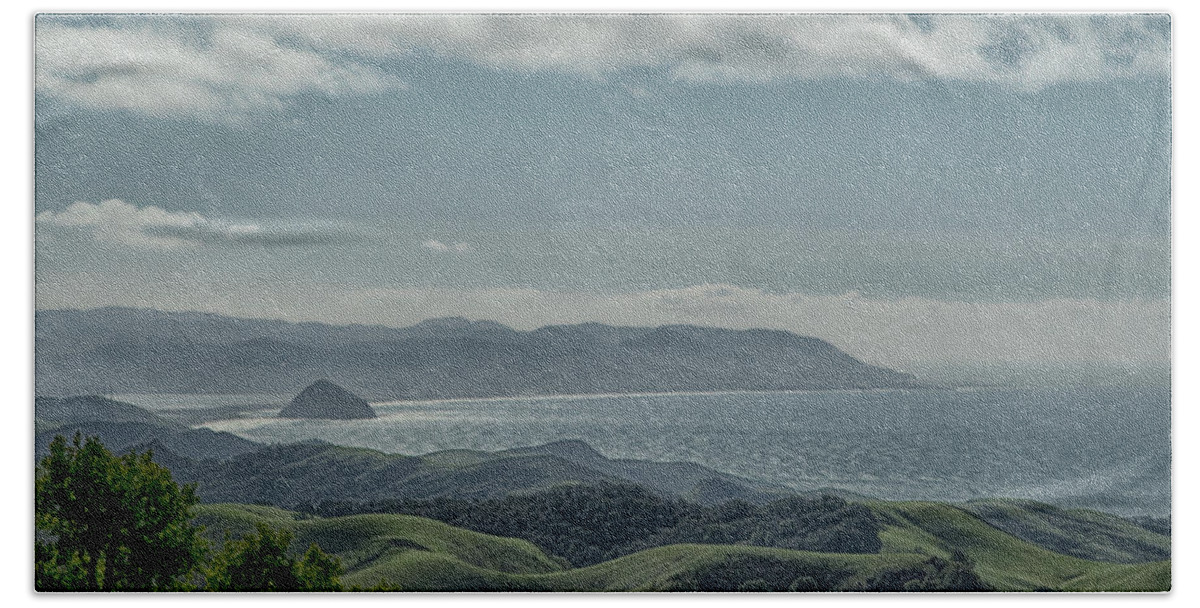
(33, 13, 1171, 371)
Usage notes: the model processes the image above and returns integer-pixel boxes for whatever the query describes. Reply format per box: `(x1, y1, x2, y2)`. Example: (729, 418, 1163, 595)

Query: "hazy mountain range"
(36, 307, 920, 399)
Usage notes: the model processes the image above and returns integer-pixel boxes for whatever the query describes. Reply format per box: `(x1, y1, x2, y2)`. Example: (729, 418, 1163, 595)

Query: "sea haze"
(129, 383, 1170, 517)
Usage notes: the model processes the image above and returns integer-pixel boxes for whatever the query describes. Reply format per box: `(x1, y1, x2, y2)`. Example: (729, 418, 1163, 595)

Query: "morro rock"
(279, 380, 377, 419)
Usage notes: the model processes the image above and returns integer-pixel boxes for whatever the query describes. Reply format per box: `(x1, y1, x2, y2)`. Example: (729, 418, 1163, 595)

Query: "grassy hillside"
(962, 498, 1170, 563)
(194, 504, 947, 591)
(1058, 561, 1171, 592)
(194, 502, 1169, 592)
(193, 503, 565, 590)
(526, 544, 934, 591)
(869, 501, 1169, 591)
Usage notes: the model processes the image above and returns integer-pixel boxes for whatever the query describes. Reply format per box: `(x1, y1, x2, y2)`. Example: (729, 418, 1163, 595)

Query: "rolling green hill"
(524, 544, 948, 592)
(193, 504, 957, 591)
(193, 501, 1169, 592)
(962, 498, 1170, 563)
(869, 501, 1169, 591)
(193, 504, 566, 591)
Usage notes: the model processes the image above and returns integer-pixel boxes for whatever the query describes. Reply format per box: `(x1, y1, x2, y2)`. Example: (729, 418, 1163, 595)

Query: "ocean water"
(126, 384, 1169, 516)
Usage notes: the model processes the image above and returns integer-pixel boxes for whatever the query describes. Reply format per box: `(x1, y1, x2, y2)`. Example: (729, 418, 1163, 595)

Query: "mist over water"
(148, 384, 1170, 516)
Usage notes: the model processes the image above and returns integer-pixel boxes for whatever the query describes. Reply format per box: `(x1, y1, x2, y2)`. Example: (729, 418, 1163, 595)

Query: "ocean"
(118, 384, 1170, 516)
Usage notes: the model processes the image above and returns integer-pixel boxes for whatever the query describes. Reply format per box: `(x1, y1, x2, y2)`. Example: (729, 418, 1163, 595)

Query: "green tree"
(35, 433, 206, 591)
(296, 542, 345, 591)
(207, 522, 343, 591)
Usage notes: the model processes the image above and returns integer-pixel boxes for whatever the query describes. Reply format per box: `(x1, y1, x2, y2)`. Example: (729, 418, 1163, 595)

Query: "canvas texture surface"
(33, 13, 1170, 592)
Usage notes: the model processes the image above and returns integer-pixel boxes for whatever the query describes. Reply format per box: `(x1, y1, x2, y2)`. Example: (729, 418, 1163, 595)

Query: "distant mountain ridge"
(36, 307, 920, 399)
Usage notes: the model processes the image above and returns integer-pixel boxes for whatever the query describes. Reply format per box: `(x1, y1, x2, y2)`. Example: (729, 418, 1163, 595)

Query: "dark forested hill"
(306, 482, 885, 568)
(35, 307, 920, 399)
(163, 439, 790, 507)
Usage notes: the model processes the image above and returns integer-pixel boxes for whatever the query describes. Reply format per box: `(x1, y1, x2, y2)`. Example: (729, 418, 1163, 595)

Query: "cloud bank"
(302, 13, 1167, 88)
(36, 14, 1169, 120)
(36, 199, 350, 248)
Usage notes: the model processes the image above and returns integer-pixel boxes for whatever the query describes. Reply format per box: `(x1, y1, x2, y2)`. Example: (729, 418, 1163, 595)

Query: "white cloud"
(36, 199, 350, 248)
(35, 18, 401, 122)
(267, 14, 1170, 89)
(36, 199, 206, 248)
(35, 14, 1169, 120)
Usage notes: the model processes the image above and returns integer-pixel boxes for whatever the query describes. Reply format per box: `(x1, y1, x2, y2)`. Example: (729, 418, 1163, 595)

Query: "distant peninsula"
(35, 307, 922, 399)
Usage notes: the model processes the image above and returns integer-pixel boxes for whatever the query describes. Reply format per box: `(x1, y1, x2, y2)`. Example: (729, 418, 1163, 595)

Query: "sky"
(32, 13, 1172, 373)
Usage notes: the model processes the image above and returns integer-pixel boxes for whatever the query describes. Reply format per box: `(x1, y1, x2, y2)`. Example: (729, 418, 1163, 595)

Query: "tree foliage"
(664, 553, 850, 592)
(839, 550, 991, 592)
(36, 434, 343, 592)
(206, 522, 343, 592)
(663, 551, 992, 592)
(35, 433, 206, 591)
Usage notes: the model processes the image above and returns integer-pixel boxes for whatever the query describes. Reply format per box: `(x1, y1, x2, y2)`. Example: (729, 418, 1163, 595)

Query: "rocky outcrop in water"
(279, 380, 377, 419)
